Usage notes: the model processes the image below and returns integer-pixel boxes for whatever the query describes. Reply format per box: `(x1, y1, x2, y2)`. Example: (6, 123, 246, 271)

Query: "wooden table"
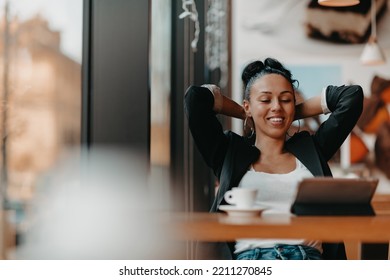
(169, 212, 390, 259)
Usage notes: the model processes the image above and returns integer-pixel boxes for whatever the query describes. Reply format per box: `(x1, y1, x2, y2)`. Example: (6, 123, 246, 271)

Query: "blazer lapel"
(231, 143, 260, 187)
(285, 132, 324, 177)
(214, 137, 259, 210)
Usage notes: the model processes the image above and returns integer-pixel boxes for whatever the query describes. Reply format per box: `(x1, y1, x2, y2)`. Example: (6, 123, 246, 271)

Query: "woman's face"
(244, 73, 295, 140)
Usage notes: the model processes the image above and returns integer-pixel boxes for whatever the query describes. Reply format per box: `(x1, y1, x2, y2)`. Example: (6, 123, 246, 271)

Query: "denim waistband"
(235, 244, 323, 260)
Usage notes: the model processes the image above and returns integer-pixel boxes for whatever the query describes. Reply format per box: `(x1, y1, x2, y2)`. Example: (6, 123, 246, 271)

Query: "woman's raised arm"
(201, 84, 246, 120)
(294, 95, 324, 120)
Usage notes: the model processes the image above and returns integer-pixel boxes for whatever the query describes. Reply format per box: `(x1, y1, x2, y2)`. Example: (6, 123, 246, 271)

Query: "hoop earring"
(297, 119, 301, 133)
(286, 119, 301, 137)
(244, 116, 255, 138)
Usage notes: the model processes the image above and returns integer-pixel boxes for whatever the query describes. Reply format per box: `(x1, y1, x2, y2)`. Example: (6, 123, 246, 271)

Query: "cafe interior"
(0, 0, 390, 260)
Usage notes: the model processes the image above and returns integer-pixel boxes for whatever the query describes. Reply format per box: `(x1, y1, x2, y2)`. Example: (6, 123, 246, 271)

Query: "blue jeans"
(235, 244, 323, 260)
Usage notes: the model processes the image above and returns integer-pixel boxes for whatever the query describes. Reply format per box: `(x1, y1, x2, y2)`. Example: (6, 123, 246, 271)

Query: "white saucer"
(218, 205, 266, 217)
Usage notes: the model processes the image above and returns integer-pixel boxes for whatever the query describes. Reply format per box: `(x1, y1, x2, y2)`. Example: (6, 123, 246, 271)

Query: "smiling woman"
(184, 57, 363, 260)
(243, 74, 296, 142)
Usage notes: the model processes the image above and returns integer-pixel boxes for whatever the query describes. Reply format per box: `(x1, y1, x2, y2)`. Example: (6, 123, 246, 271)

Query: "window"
(0, 0, 82, 257)
(150, 0, 171, 205)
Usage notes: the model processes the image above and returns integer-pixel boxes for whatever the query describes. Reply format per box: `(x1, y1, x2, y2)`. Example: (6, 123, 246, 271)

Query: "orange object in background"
(380, 87, 390, 104)
(363, 106, 390, 134)
(350, 132, 369, 164)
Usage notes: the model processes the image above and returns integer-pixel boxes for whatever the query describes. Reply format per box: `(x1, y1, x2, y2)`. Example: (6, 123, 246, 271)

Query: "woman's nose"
(271, 100, 281, 111)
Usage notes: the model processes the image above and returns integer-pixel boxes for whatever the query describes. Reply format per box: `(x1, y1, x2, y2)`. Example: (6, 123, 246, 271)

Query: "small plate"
(219, 205, 266, 217)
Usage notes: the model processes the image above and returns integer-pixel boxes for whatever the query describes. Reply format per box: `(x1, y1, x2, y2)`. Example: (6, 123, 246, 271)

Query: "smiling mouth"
(267, 117, 284, 124)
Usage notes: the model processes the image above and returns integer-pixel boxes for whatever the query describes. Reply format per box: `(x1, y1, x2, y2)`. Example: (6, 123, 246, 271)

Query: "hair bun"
(241, 58, 298, 101)
(264, 58, 284, 71)
(241, 60, 265, 88)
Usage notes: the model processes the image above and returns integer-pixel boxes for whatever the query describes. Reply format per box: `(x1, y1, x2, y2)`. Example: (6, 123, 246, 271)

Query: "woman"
(184, 58, 363, 260)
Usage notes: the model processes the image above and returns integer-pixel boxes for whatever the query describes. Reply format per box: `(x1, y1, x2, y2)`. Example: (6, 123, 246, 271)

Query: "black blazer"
(184, 84, 364, 260)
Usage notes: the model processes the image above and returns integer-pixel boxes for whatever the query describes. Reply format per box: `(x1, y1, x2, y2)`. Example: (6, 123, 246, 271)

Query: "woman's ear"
(243, 100, 251, 117)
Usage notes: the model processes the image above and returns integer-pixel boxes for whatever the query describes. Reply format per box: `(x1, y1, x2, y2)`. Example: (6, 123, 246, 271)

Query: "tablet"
(291, 177, 379, 216)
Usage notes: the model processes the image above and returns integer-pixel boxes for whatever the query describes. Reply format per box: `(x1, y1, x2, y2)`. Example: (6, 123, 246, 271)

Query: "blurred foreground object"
(14, 147, 180, 259)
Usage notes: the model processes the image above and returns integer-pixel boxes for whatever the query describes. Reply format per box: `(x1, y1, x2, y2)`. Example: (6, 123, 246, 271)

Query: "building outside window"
(0, 0, 82, 258)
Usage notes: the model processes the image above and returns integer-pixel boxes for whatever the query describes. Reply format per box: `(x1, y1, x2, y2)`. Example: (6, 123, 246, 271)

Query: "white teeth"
(269, 118, 283, 122)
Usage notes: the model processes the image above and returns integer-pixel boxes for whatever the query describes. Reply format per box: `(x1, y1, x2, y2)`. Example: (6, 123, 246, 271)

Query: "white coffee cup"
(224, 187, 258, 208)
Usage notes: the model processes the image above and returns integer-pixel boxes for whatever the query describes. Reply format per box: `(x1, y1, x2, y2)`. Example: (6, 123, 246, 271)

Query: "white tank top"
(234, 158, 322, 254)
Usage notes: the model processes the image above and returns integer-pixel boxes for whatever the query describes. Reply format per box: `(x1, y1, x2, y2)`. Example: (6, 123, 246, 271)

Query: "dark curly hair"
(241, 58, 298, 100)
